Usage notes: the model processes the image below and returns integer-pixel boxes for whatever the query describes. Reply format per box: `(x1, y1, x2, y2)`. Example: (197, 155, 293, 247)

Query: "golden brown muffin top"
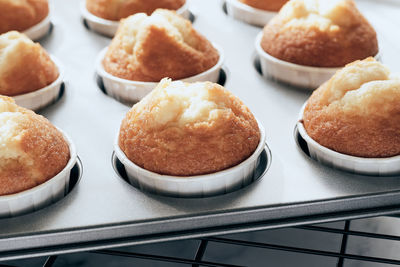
(119, 79, 261, 176)
(303, 58, 400, 158)
(239, 0, 288, 12)
(261, 0, 378, 67)
(0, 96, 70, 195)
(0, 0, 49, 34)
(86, 0, 186, 21)
(0, 31, 59, 96)
(103, 9, 219, 82)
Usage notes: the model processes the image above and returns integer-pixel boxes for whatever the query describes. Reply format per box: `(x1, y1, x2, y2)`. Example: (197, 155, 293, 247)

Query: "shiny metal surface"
(0, 0, 400, 258)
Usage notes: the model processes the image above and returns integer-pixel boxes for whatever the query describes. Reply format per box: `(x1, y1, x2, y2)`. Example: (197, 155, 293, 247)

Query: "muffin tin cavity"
(217, 66, 228, 86)
(253, 56, 263, 76)
(68, 157, 83, 194)
(0, 157, 82, 219)
(187, 11, 196, 23)
(112, 143, 271, 198)
(294, 124, 310, 158)
(222, 1, 229, 15)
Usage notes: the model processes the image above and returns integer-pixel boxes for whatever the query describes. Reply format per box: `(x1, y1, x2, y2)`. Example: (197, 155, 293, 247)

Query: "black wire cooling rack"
(2, 217, 400, 267)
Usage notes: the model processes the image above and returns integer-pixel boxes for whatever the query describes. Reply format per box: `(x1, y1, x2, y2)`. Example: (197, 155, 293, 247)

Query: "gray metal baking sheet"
(1, 0, 400, 259)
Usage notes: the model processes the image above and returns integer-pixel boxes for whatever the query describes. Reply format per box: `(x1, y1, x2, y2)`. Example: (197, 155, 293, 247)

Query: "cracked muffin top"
(0, 31, 59, 96)
(119, 79, 260, 176)
(0, 96, 70, 195)
(261, 0, 378, 67)
(303, 58, 400, 158)
(102, 9, 219, 82)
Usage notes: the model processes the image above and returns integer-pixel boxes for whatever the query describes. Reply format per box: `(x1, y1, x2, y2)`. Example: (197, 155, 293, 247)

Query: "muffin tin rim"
(3, 0, 400, 255)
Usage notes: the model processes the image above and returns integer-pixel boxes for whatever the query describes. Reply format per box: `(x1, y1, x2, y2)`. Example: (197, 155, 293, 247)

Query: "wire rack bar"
(337, 220, 350, 267)
(90, 249, 244, 267)
(193, 240, 209, 267)
(295, 225, 400, 241)
(201, 236, 400, 265)
(42, 256, 58, 267)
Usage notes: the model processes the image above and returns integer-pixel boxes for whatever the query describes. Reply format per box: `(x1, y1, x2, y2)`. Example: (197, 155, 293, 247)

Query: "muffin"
(261, 0, 378, 68)
(86, 0, 186, 21)
(119, 79, 261, 176)
(303, 58, 400, 158)
(240, 0, 288, 12)
(102, 9, 220, 82)
(0, 0, 49, 34)
(0, 31, 59, 96)
(0, 96, 70, 196)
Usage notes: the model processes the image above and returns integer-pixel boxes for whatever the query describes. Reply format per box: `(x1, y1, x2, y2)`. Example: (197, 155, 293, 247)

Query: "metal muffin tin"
(1, 0, 400, 260)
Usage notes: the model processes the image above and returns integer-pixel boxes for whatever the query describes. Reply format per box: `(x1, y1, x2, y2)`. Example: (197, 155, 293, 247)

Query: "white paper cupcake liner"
(12, 56, 64, 111)
(114, 121, 266, 197)
(0, 129, 77, 218)
(226, 0, 277, 27)
(96, 43, 225, 103)
(80, 0, 190, 37)
(297, 102, 400, 176)
(255, 32, 381, 90)
(23, 14, 51, 41)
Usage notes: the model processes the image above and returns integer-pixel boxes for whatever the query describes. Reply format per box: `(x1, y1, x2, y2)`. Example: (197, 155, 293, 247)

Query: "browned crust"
(103, 23, 219, 82)
(119, 83, 260, 176)
(86, 0, 186, 21)
(239, 0, 288, 12)
(303, 81, 400, 158)
(261, 1, 378, 67)
(0, 96, 70, 195)
(0, 0, 49, 34)
(0, 40, 59, 96)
